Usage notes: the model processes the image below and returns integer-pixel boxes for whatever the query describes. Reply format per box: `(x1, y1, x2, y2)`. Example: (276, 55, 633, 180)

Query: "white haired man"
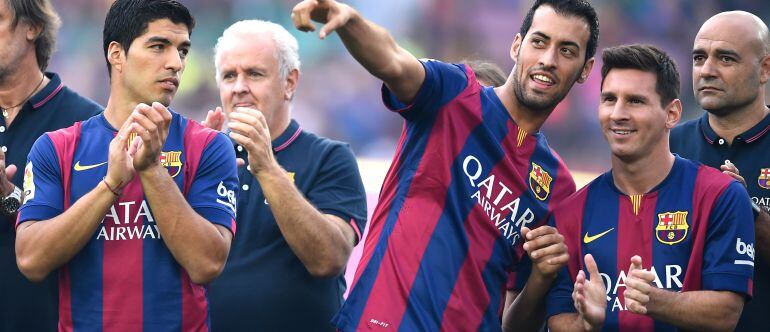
(206, 20, 367, 331)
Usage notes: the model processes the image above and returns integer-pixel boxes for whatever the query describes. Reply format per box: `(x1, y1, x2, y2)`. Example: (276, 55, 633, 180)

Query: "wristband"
(102, 177, 123, 197)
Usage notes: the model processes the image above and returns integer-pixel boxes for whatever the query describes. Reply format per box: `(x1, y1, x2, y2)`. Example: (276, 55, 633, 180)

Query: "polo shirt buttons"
(1, 146, 6, 152)
(246, 165, 251, 172)
(0, 126, 5, 132)
(242, 184, 249, 191)
(718, 138, 725, 145)
(237, 145, 243, 152)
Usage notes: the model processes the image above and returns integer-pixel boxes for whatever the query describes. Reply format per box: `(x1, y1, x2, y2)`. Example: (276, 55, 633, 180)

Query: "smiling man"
(205, 20, 367, 331)
(291, 0, 598, 330)
(14, 1, 239, 330)
(546, 44, 754, 332)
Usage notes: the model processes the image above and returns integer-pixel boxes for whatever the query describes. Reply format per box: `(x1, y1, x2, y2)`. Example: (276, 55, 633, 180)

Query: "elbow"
(188, 258, 226, 285)
(306, 256, 347, 278)
(16, 255, 51, 282)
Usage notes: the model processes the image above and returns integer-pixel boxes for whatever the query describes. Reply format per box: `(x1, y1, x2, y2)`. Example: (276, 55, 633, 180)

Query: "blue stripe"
(69, 236, 104, 331)
(479, 237, 511, 332)
(651, 158, 695, 332)
(334, 108, 442, 329)
(398, 88, 510, 331)
(583, 176, 619, 329)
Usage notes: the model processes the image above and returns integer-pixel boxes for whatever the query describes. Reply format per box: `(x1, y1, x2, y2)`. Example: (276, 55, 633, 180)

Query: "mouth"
(233, 102, 256, 109)
(610, 129, 636, 137)
(159, 77, 179, 90)
(698, 86, 722, 93)
(530, 72, 556, 89)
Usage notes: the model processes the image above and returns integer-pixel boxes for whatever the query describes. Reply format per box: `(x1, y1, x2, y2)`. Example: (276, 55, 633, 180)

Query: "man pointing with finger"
(14, 1, 239, 330)
(292, 0, 599, 330)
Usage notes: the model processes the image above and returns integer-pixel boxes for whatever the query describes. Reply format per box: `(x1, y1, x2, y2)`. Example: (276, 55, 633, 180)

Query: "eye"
(532, 39, 545, 47)
(719, 56, 735, 63)
(249, 70, 262, 78)
(629, 98, 644, 105)
(601, 96, 616, 103)
(179, 48, 190, 58)
(222, 72, 235, 81)
(150, 44, 163, 50)
(693, 55, 705, 63)
(561, 47, 575, 57)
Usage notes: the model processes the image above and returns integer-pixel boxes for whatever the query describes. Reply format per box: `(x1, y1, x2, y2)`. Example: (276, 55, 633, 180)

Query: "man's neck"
(494, 82, 553, 134)
(611, 144, 675, 196)
(103, 91, 139, 131)
(0, 54, 45, 108)
(707, 98, 770, 145)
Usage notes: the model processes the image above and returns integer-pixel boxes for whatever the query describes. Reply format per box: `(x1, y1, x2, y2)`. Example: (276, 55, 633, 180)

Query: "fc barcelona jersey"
(333, 60, 576, 331)
(18, 112, 239, 331)
(546, 156, 755, 331)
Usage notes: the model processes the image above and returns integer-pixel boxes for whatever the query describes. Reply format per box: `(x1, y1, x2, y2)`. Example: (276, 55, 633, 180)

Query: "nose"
(165, 50, 184, 73)
(538, 46, 558, 70)
(698, 56, 718, 80)
(232, 74, 249, 94)
(609, 102, 630, 123)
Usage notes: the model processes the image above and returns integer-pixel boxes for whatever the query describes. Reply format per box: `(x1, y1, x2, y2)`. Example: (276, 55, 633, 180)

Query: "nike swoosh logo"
(74, 161, 108, 171)
(583, 228, 615, 244)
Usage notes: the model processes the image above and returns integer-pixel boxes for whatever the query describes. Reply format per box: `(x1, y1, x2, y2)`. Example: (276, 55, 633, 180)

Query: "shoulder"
(58, 86, 103, 117)
(297, 130, 355, 160)
(671, 116, 702, 141)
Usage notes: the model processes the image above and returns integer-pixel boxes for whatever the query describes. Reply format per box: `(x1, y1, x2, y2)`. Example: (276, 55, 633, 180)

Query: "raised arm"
(292, 0, 424, 104)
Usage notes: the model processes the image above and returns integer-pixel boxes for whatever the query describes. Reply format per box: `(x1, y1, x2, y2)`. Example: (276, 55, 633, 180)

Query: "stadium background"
(48, 0, 770, 291)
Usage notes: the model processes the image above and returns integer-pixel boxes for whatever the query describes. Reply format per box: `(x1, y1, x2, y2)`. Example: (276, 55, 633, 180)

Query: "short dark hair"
(464, 60, 507, 87)
(519, 0, 599, 62)
(600, 44, 680, 107)
(8, 0, 61, 71)
(102, 0, 195, 76)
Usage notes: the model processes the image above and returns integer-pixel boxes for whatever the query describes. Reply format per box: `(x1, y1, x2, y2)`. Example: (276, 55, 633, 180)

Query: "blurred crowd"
(50, 0, 770, 173)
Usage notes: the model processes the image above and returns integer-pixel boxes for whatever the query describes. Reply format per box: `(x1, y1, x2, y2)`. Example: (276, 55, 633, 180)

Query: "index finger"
(524, 225, 558, 240)
(291, 2, 316, 32)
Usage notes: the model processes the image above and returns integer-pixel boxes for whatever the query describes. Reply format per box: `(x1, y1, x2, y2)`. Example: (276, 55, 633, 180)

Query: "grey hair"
(214, 20, 300, 82)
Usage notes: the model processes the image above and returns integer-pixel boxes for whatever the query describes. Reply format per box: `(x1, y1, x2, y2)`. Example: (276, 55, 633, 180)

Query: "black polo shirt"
(670, 111, 770, 331)
(209, 119, 367, 331)
(0, 73, 102, 331)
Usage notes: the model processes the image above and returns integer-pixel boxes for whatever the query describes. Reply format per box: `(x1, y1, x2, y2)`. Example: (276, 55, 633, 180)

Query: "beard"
(512, 63, 579, 113)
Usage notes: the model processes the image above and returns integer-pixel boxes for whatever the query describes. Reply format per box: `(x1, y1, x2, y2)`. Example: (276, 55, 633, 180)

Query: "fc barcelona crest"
(759, 168, 770, 190)
(529, 162, 552, 201)
(656, 211, 689, 245)
(160, 151, 183, 177)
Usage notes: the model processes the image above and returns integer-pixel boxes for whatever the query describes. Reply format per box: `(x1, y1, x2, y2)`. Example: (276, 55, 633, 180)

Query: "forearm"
(256, 164, 352, 278)
(502, 274, 553, 332)
(336, 11, 423, 103)
(646, 289, 743, 331)
(755, 210, 770, 265)
(15, 181, 116, 281)
(548, 314, 596, 332)
(139, 166, 230, 284)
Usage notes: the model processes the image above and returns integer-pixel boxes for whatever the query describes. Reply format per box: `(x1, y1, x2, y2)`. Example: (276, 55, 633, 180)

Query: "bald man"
(670, 11, 770, 331)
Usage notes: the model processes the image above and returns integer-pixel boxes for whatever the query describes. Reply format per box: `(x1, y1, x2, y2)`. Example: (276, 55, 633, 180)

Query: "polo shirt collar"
(272, 119, 302, 152)
(699, 107, 770, 145)
(29, 72, 64, 110)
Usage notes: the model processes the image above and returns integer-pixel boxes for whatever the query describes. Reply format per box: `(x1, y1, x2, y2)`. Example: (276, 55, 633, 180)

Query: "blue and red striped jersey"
(18, 112, 239, 331)
(333, 60, 576, 331)
(546, 156, 755, 331)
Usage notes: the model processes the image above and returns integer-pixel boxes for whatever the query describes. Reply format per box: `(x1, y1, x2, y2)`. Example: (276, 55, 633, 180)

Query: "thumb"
(584, 254, 601, 280)
(236, 158, 246, 168)
(629, 255, 643, 273)
(6, 164, 17, 181)
(521, 226, 531, 241)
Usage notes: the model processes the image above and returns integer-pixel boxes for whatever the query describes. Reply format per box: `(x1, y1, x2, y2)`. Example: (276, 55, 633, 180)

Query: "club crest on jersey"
(23, 161, 35, 203)
(759, 168, 770, 189)
(160, 151, 183, 177)
(656, 211, 689, 245)
(529, 162, 552, 201)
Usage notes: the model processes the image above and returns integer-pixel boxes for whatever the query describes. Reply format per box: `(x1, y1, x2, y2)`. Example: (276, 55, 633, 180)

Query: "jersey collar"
(699, 108, 770, 145)
(272, 119, 302, 153)
(30, 72, 64, 111)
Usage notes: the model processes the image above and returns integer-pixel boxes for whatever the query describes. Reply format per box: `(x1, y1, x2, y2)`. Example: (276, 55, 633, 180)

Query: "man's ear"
(665, 98, 683, 129)
(107, 41, 126, 75)
(510, 33, 523, 64)
(284, 69, 299, 101)
(577, 57, 595, 84)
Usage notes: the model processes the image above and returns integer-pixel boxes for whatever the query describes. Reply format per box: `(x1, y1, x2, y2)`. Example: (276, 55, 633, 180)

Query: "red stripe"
(350, 218, 362, 242)
(102, 179, 144, 331)
(351, 123, 409, 287)
(32, 83, 63, 109)
(273, 126, 302, 152)
(356, 77, 483, 330)
(182, 121, 217, 196)
(440, 121, 535, 329)
(181, 271, 209, 331)
(616, 194, 656, 330)
(555, 188, 589, 284)
(682, 166, 731, 292)
(745, 125, 770, 143)
(47, 123, 81, 330)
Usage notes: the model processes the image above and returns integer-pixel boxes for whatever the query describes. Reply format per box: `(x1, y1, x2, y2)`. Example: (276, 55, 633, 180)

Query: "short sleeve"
(382, 59, 469, 122)
(306, 143, 368, 244)
(17, 134, 64, 226)
(702, 181, 755, 298)
(186, 133, 239, 234)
